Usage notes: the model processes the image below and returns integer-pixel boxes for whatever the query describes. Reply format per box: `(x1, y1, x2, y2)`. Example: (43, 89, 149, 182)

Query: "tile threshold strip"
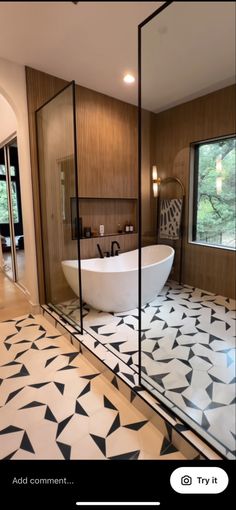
(76, 504, 160, 507)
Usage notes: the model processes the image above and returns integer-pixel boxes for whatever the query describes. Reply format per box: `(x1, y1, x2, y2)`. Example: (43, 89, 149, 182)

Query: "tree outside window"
(0, 165, 19, 224)
(193, 136, 236, 249)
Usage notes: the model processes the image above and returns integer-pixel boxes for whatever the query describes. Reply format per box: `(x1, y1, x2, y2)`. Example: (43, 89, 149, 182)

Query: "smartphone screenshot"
(0, 1, 235, 509)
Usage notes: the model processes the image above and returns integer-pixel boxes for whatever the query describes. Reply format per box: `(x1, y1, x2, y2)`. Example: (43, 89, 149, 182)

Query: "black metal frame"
(35, 81, 83, 333)
(72, 81, 84, 332)
(138, 0, 173, 386)
(70, 197, 79, 240)
(137, 1, 228, 459)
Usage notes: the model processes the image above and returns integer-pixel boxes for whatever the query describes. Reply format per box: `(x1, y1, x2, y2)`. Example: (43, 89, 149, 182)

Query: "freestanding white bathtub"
(61, 245, 174, 313)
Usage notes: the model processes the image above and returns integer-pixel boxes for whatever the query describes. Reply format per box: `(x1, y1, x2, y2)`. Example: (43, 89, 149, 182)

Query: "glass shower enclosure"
(138, 2, 236, 459)
(36, 82, 83, 332)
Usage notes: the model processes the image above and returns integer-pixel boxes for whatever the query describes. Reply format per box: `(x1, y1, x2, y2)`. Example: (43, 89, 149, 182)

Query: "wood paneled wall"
(36, 103, 78, 304)
(77, 86, 138, 198)
(153, 85, 236, 298)
(141, 110, 157, 246)
(76, 84, 138, 259)
(80, 233, 138, 260)
(26, 67, 138, 304)
(26, 68, 68, 303)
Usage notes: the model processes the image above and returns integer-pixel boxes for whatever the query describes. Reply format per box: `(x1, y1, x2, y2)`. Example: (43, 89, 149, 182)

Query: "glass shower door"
(7, 139, 25, 287)
(36, 82, 83, 332)
(138, 2, 236, 459)
(0, 146, 16, 280)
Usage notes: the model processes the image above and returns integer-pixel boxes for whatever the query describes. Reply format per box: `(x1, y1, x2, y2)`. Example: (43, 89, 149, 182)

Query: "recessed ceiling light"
(123, 73, 135, 84)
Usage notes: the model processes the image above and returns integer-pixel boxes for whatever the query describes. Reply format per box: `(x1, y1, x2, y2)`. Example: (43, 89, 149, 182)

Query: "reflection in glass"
(0, 147, 14, 279)
(0, 181, 9, 223)
(139, 2, 235, 459)
(8, 140, 25, 287)
(36, 83, 83, 331)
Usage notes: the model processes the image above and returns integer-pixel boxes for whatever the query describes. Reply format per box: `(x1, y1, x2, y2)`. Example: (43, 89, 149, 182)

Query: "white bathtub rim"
(62, 245, 175, 274)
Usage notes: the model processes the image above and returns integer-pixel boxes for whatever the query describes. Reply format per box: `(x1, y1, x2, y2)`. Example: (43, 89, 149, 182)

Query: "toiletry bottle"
(125, 221, 130, 233)
(92, 228, 98, 237)
(129, 223, 134, 233)
(84, 227, 92, 238)
(99, 225, 104, 236)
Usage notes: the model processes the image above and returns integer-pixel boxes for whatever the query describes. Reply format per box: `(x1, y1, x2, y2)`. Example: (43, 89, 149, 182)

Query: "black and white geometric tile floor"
(0, 314, 186, 460)
(56, 281, 236, 458)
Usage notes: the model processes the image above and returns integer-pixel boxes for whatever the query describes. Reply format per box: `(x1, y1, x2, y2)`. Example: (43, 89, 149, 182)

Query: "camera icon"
(181, 475, 192, 486)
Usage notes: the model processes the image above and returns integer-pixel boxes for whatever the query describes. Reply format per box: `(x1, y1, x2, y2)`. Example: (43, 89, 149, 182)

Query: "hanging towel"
(159, 198, 183, 240)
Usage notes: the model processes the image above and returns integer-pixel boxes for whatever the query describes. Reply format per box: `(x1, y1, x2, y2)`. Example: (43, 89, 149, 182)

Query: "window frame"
(189, 133, 236, 251)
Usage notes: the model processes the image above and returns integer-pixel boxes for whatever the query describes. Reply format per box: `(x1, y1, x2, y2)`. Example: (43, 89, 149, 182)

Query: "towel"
(159, 198, 183, 240)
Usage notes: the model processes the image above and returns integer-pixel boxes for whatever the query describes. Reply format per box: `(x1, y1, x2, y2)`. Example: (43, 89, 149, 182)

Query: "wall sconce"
(152, 165, 161, 197)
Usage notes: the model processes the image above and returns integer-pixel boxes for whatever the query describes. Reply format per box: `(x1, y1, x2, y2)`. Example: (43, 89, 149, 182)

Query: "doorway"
(0, 137, 25, 287)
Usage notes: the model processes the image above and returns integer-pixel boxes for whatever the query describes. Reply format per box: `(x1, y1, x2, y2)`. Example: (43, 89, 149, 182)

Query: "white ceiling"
(142, 1, 236, 112)
(0, 1, 160, 105)
(0, 2, 234, 112)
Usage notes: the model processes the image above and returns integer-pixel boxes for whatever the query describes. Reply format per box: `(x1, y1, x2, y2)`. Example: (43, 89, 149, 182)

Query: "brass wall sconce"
(152, 165, 161, 197)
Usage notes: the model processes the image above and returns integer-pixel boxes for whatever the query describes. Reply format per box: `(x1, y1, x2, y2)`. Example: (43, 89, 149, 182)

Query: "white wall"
(0, 94, 17, 143)
(0, 57, 39, 307)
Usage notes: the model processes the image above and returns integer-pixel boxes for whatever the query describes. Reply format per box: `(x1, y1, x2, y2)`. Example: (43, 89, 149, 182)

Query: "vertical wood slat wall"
(26, 68, 68, 303)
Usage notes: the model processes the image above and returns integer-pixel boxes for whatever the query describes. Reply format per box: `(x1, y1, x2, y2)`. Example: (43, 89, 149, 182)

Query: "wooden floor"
(0, 270, 31, 322)
(2, 249, 26, 288)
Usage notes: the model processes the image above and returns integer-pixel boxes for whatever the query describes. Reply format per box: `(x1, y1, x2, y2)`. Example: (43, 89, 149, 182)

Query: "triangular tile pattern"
(0, 314, 184, 461)
(56, 281, 235, 458)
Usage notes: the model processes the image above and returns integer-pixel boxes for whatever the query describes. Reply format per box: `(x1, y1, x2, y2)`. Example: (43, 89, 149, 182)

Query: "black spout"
(97, 243, 104, 258)
(111, 240, 120, 256)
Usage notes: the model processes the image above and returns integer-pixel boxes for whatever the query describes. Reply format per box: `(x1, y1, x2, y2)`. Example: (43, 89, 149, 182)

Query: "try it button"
(170, 467, 229, 494)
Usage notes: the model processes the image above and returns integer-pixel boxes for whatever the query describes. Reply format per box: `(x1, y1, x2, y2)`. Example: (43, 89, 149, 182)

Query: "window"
(0, 167, 19, 224)
(191, 135, 236, 249)
(0, 144, 22, 239)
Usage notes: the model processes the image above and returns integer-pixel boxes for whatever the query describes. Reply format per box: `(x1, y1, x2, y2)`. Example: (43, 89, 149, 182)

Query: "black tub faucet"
(97, 243, 104, 258)
(111, 240, 120, 256)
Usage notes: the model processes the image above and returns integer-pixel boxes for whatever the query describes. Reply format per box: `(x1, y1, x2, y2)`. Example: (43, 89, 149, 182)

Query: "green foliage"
(0, 179, 19, 226)
(196, 137, 236, 248)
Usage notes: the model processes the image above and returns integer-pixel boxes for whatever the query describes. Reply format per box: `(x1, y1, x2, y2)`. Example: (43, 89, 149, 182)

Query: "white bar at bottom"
(76, 503, 160, 507)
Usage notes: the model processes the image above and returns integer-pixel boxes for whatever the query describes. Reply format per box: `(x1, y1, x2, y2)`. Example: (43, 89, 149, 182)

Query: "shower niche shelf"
(70, 196, 138, 258)
(80, 231, 137, 240)
(71, 196, 138, 239)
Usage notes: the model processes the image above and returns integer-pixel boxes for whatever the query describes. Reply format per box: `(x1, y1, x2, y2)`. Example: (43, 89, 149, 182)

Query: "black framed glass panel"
(139, 2, 236, 458)
(36, 82, 83, 332)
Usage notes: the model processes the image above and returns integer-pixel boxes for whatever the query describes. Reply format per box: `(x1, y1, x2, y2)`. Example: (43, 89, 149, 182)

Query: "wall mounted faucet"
(111, 240, 120, 256)
(97, 243, 104, 258)
(97, 241, 120, 258)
